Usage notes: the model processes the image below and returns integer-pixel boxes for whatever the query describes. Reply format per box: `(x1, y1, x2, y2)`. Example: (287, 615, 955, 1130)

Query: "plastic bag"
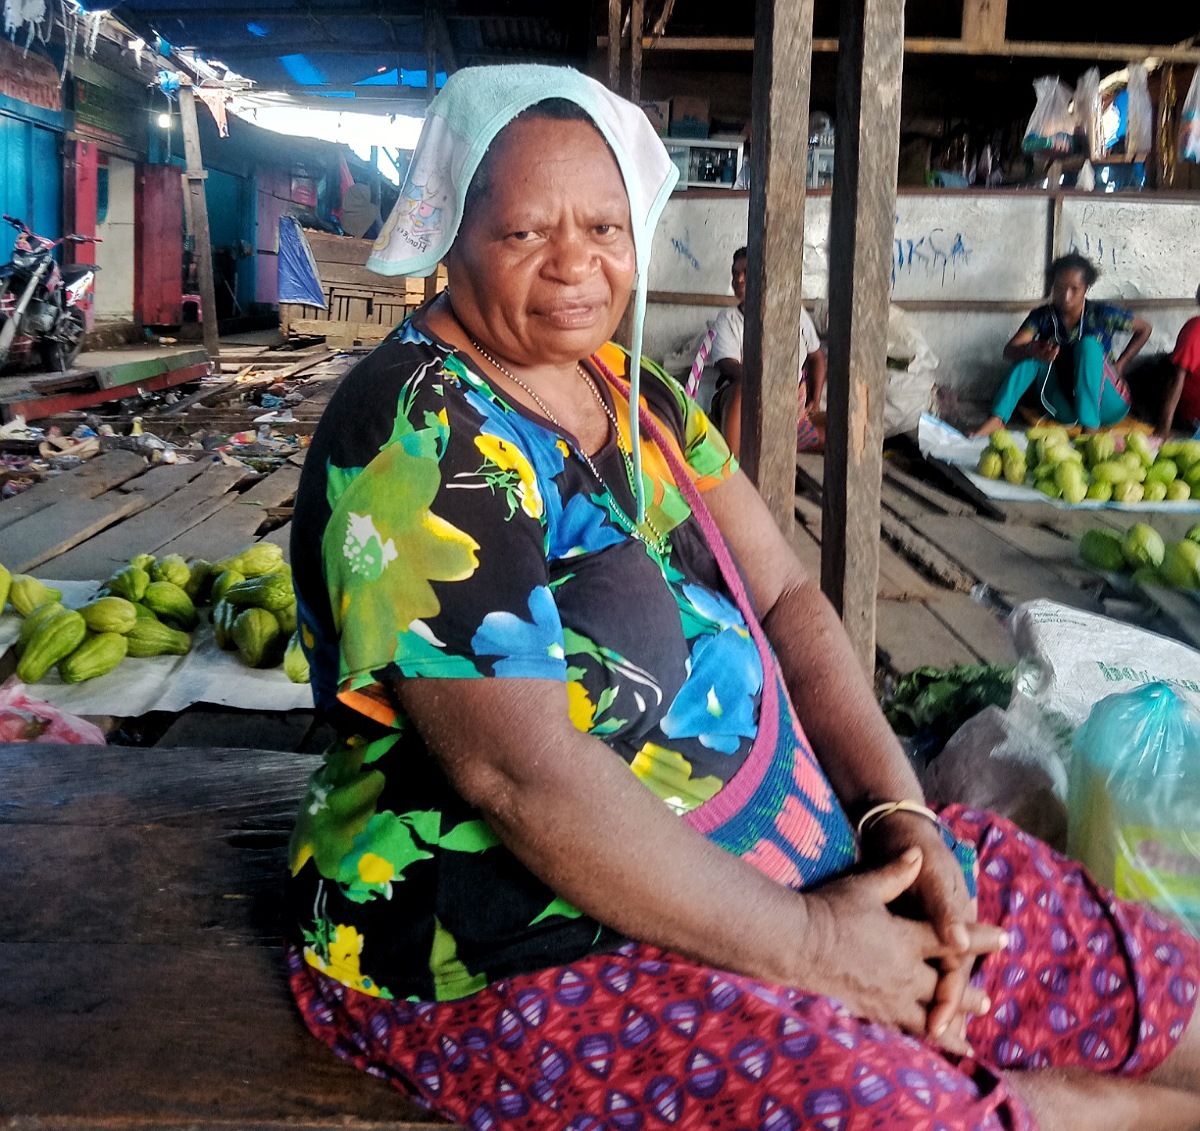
(1023, 76, 1075, 153)
(0, 680, 107, 744)
(923, 704, 1069, 851)
(1073, 67, 1103, 160)
(1008, 599, 1200, 750)
(1125, 63, 1153, 157)
(1067, 682, 1200, 934)
(1180, 65, 1200, 163)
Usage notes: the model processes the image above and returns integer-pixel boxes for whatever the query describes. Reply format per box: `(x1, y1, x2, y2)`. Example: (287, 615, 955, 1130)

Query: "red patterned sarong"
(289, 806, 1199, 1130)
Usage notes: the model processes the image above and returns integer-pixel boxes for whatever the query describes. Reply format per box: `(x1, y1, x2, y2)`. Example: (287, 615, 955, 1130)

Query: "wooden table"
(0, 742, 453, 1130)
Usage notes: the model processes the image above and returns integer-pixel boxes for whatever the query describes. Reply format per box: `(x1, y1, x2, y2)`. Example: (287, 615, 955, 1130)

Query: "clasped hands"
(806, 813, 1008, 1057)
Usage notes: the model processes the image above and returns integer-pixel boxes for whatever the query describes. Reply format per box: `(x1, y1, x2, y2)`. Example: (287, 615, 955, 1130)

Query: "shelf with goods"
(663, 136, 745, 190)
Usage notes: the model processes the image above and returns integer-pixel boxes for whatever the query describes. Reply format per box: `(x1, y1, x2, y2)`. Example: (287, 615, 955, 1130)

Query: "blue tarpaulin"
(277, 215, 327, 308)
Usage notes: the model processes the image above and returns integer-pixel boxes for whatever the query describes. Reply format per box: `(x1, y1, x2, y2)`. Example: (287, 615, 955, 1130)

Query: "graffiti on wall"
(893, 216, 972, 286)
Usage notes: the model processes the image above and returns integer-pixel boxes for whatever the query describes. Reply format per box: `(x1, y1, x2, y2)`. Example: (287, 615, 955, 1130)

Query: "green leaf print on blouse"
(439, 819, 501, 853)
(325, 426, 480, 681)
(430, 916, 488, 1000)
(530, 896, 583, 925)
(336, 810, 436, 903)
(289, 762, 387, 879)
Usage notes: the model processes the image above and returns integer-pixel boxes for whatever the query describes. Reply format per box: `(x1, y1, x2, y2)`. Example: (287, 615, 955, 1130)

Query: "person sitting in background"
(972, 253, 1151, 437)
(710, 246, 827, 455)
(1155, 284, 1200, 437)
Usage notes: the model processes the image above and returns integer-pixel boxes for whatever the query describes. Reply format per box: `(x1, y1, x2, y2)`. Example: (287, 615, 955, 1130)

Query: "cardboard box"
(668, 95, 710, 139)
(640, 100, 670, 136)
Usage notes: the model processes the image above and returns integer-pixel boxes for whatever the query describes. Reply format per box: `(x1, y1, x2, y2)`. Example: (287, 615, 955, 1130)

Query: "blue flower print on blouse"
(659, 623, 762, 754)
(470, 584, 567, 679)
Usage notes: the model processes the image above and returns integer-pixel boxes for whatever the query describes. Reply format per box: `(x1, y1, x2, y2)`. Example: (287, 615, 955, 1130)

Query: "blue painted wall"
(0, 94, 62, 243)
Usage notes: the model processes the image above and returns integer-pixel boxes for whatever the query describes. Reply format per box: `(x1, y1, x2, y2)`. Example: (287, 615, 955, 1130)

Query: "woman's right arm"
(1003, 324, 1058, 364)
(395, 674, 992, 1048)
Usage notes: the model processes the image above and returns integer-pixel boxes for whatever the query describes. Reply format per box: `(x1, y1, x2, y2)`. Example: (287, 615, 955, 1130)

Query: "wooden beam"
(429, 9, 458, 74)
(961, 0, 1007, 50)
(740, 0, 813, 530)
(821, 0, 905, 675)
(177, 83, 220, 361)
(423, 2, 437, 106)
(608, 0, 621, 92)
(630, 0, 644, 104)
(595, 34, 1200, 62)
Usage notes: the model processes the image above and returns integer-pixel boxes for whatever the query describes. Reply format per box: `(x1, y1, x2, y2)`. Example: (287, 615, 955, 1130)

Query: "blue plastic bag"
(1067, 682, 1200, 934)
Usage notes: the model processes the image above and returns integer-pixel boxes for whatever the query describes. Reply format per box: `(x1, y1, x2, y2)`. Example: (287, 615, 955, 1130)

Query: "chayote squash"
(231, 606, 282, 668)
(10, 575, 64, 617)
(125, 617, 192, 658)
(78, 595, 138, 635)
(141, 581, 198, 630)
(16, 607, 87, 683)
(214, 542, 284, 579)
(151, 553, 191, 589)
(283, 631, 310, 684)
(105, 565, 150, 603)
(58, 631, 128, 683)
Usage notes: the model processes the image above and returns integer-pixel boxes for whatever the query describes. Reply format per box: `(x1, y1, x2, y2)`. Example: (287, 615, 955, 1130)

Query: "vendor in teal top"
(973, 253, 1151, 436)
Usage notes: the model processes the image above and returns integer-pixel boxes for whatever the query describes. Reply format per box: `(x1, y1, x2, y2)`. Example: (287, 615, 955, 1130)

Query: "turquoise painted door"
(0, 110, 61, 241)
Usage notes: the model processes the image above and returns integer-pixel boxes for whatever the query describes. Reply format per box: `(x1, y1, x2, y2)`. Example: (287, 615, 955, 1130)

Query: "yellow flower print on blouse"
(631, 742, 723, 815)
(567, 681, 596, 732)
(304, 923, 393, 999)
(472, 433, 545, 519)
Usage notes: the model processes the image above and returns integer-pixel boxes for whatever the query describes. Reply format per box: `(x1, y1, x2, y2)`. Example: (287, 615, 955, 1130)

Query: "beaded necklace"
(466, 335, 667, 553)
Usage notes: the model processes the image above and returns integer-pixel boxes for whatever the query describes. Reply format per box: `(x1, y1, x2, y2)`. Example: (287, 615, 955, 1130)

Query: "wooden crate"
(280, 228, 446, 346)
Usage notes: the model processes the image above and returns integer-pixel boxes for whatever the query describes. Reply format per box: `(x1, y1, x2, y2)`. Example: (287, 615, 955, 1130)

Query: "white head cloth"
(367, 64, 679, 519)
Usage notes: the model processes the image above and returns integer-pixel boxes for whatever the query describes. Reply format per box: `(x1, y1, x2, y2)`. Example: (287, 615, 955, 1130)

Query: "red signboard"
(0, 38, 62, 112)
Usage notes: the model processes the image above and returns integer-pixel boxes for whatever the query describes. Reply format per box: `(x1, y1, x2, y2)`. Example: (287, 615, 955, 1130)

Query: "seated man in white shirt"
(709, 246, 827, 456)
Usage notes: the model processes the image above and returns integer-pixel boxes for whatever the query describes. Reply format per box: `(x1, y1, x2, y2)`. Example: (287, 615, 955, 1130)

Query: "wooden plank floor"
(0, 742, 451, 1130)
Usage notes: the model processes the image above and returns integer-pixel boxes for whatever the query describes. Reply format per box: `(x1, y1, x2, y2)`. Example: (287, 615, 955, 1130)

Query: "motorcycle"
(0, 215, 101, 373)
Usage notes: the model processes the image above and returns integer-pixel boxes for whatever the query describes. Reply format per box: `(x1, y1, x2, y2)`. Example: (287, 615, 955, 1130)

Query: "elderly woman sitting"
(285, 66, 1200, 1131)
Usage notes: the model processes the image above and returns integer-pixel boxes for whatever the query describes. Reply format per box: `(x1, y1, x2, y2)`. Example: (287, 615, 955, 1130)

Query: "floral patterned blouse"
(286, 318, 848, 1002)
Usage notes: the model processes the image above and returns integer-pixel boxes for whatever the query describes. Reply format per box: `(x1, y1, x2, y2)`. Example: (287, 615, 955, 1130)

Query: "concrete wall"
(643, 189, 1200, 411)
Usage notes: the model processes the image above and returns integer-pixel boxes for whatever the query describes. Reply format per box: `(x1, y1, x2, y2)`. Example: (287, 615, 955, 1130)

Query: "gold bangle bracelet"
(855, 799, 942, 838)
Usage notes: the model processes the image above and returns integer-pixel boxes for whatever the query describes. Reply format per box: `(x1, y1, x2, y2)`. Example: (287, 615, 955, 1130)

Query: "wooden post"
(177, 81, 220, 361)
(821, 0, 905, 674)
(630, 0, 644, 104)
(741, 0, 813, 529)
(608, 0, 622, 92)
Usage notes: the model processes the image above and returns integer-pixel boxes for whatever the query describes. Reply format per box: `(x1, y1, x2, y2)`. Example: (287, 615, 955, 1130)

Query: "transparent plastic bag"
(1067, 682, 1200, 934)
(1125, 63, 1153, 157)
(1073, 67, 1103, 161)
(0, 680, 107, 745)
(1023, 76, 1075, 153)
(1180, 65, 1200, 163)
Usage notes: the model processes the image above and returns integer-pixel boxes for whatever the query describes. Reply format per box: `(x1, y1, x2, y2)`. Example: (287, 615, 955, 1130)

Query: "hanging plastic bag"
(1125, 63, 1153, 157)
(1073, 67, 1103, 160)
(1180, 66, 1200, 163)
(1067, 682, 1200, 935)
(1023, 76, 1075, 153)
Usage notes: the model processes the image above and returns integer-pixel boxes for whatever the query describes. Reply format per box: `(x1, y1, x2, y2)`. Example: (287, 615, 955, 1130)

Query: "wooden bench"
(0, 741, 454, 1130)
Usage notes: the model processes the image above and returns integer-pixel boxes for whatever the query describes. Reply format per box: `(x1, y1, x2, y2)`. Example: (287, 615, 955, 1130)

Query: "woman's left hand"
(861, 812, 1004, 1052)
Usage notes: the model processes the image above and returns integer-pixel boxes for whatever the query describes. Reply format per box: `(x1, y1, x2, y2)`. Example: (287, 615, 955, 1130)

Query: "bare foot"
(1005, 1068, 1200, 1131)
